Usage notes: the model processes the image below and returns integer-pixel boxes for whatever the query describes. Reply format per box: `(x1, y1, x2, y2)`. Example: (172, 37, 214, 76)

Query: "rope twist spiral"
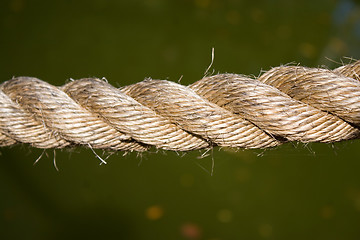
(1, 60, 360, 152)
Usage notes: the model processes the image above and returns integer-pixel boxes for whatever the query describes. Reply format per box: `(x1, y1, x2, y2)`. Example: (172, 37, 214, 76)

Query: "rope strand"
(1, 61, 360, 151)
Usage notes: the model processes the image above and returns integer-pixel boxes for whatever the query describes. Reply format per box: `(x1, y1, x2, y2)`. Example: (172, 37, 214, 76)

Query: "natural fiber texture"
(1, 60, 360, 152)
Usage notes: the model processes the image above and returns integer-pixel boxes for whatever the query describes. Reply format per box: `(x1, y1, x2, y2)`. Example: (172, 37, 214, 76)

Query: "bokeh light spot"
(194, 0, 210, 9)
(145, 205, 164, 220)
(320, 205, 335, 219)
(180, 222, 202, 240)
(235, 167, 251, 183)
(9, 0, 25, 13)
(299, 42, 317, 58)
(217, 209, 233, 223)
(180, 174, 194, 187)
(258, 223, 272, 238)
(226, 10, 241, 25)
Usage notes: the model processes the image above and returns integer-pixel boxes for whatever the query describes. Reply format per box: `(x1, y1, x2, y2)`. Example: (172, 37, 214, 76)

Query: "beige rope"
(1, 60, 360, 152)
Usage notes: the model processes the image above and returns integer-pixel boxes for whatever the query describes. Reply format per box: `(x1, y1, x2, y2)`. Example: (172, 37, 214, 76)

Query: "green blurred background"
(1, 0, 360, 239)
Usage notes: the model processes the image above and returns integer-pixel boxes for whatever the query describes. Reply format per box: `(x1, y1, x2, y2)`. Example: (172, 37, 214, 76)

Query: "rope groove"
(1, 60, 360, 152)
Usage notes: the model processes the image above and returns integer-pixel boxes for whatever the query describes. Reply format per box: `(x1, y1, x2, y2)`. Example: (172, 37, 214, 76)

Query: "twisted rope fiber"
(1, 60, 360, 152)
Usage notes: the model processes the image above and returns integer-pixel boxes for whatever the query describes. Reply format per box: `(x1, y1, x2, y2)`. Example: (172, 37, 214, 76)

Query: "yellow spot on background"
(180, 223, 202, 239)
(258, 223, 272, 238)
(235, 167, 251, 182)
(180, 174, 194, 187)
(217, 209, 233, 223)
(251, 8, 265, 23)
(195, 0, 210, 8)
(321, 205, 335, 219)
(299, 42, 317, 58)
(226, 10, 241, 25)
(10, 0, 24, 13)
(145, 205, 164, 220)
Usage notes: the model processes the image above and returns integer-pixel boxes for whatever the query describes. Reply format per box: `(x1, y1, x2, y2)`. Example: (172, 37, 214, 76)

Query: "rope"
(1, 60, 360, 152)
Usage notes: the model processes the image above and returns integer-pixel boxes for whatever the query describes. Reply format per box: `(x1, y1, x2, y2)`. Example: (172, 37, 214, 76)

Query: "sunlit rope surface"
(1, 60, 360, 152)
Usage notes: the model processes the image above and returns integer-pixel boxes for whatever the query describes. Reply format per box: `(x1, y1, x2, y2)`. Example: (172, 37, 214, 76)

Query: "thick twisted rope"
(1, 60, 360, 152)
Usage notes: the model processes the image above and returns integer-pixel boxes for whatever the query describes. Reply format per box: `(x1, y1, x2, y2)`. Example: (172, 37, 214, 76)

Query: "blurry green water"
(1, 0, 360, 239)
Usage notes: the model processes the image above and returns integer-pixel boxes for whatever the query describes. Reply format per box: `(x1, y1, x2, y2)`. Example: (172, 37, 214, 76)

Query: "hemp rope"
(1, 60, 360, 152)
